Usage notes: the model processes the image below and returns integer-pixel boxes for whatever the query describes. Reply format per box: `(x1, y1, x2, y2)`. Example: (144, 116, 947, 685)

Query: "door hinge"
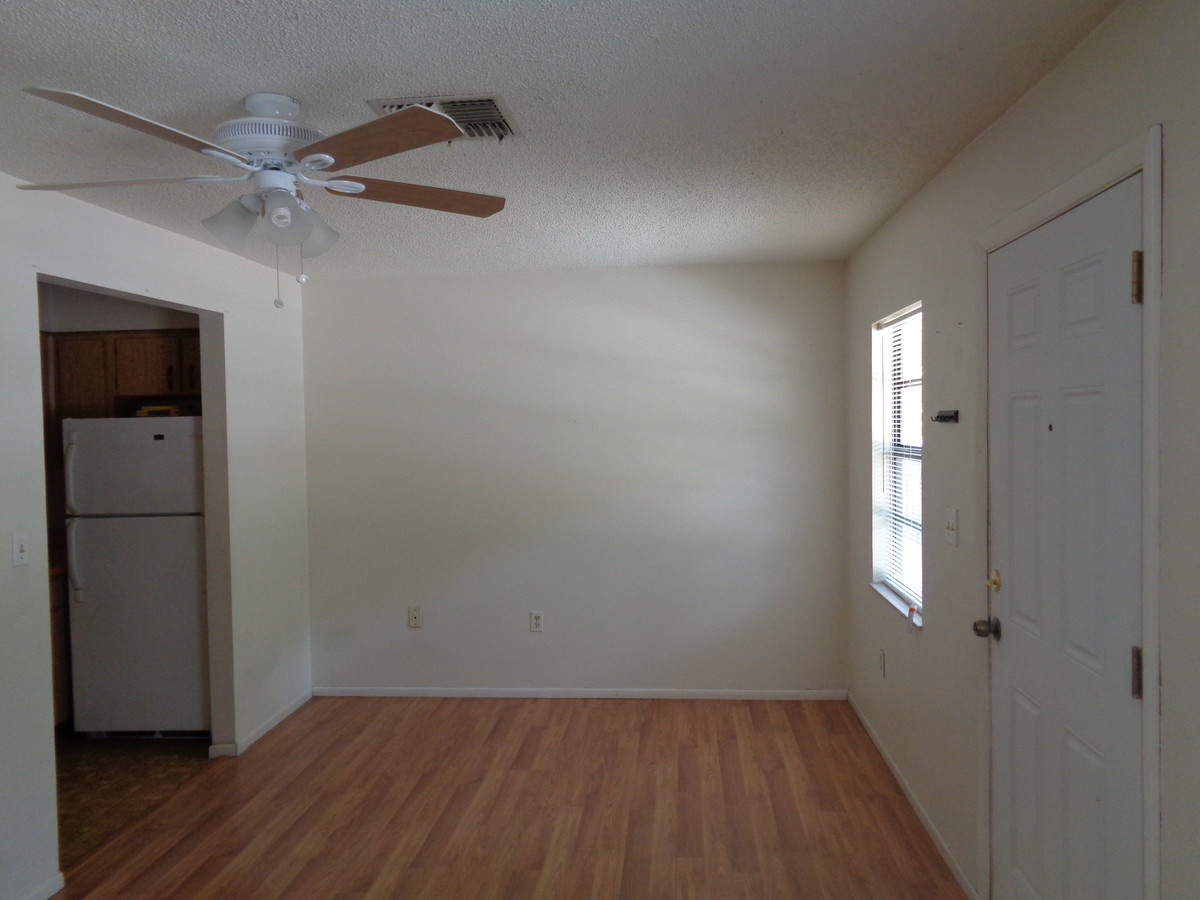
(1132, 250, 1144, 304)
(1132, 645, 1144, 700)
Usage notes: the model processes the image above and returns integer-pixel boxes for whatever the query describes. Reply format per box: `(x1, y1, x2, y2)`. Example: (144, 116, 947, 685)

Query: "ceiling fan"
(18, 88, 506, 258)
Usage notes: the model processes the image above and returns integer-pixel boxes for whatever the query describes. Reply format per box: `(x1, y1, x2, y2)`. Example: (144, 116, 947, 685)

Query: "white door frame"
(977, 125, 1162, 900)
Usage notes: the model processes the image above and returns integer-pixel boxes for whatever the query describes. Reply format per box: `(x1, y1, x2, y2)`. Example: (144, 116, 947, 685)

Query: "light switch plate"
(12, 532, 30, 566)
(943, 508, 958, 546)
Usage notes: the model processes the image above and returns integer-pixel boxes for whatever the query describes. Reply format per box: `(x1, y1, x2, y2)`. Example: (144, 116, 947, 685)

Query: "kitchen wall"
(304, 262, 848, 695)
(845, 0, 1200, 894)
(38, 281, 199, 331)
(0, 173, 311, 900)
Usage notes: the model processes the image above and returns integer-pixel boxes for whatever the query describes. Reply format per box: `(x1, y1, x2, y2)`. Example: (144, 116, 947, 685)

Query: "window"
(872, 305, 922, 617)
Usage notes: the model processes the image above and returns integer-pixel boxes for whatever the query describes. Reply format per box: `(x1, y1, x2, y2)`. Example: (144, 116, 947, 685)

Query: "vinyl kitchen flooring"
(55, 731, 212, 871)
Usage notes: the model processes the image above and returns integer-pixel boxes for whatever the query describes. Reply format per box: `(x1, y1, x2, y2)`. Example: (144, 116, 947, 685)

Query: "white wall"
(845, 0, 1200, 895)
(38, 281, 199, 332)
(305, 262, 847, 695)
(0, 173, 311, 900)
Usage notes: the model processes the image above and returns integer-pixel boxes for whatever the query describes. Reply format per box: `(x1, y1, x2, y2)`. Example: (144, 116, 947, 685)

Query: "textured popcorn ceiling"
(0, 0, 1120, 280)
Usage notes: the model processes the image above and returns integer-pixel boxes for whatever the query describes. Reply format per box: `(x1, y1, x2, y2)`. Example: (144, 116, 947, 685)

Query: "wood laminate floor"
(59, 697, 966, 899)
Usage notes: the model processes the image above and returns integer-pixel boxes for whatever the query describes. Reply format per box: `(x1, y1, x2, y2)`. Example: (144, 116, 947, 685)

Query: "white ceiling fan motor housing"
(252, 168, 299, 195)
(215, 92, 325, 161)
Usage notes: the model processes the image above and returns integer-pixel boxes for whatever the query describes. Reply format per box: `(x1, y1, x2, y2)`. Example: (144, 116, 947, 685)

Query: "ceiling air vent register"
(367, 96, 513, 140)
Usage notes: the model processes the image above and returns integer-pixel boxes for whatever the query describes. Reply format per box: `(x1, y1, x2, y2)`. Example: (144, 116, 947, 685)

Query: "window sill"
(870, 581, 923, 629)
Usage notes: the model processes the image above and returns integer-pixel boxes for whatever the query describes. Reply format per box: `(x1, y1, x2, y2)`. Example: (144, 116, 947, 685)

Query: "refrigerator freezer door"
(63, 416, 203, 516)
(68, 515, 209, 732)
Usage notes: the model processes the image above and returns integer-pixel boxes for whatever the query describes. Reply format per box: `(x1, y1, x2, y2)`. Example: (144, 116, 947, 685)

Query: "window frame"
(871, 303, 923, 626)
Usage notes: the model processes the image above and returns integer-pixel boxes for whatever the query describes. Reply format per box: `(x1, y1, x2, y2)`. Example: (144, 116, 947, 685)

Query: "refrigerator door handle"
(65, 517, 84, 602)
(64, 431, 79, 516)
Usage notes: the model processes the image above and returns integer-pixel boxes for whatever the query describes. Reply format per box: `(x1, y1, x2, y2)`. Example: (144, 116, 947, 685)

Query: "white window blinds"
(876, 308, 922, 606)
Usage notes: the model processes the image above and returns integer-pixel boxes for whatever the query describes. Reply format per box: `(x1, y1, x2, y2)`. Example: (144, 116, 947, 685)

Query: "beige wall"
(304, 262, 848, 695)
(38, 281, 199, 331)
(846, 0, 1200, 894)
(0, 173, 311, 900)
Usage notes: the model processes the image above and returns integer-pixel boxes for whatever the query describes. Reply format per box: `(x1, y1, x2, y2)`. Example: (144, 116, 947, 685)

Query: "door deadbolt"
(972, 617, 1001, 640)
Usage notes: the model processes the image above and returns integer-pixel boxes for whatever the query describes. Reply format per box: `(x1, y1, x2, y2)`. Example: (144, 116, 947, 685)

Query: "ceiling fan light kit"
(298, 204, 340, 258)
(261, 190, 311, 246)
(200, 195, 259, 249)
(18, 88, 506, 273)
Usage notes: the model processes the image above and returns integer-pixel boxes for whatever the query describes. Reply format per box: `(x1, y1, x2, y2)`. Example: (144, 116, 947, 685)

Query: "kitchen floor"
(55, 731, 212, 871)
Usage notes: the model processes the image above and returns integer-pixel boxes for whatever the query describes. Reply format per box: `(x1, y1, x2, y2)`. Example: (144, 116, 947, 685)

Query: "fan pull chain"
(273, 245, 284, 308)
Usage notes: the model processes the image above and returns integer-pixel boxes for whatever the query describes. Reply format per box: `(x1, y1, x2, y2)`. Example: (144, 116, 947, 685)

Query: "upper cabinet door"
(54, 334, 113, 417)
(113, 333, 181, 395)
(179, 333, 201, 394)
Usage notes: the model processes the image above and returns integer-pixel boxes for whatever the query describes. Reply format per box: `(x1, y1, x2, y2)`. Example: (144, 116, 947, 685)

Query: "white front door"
(987, 173, 1143, 900)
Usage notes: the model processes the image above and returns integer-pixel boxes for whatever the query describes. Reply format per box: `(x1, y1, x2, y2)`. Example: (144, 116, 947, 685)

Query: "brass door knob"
(972, 617, 1001, 640)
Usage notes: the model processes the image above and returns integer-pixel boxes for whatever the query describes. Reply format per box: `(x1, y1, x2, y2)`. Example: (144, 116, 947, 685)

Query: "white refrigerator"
(63, 416, 210, 733)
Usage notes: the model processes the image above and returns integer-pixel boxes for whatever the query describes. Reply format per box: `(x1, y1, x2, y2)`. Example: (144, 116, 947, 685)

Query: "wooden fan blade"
(17, 176, 228, 191)
(24, 88, 249, 163)
(327, 177, 505, 217)
(296, 106, 464, 172)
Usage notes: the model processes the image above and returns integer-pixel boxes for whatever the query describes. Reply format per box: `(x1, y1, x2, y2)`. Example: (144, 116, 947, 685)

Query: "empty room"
(1, 1, 1197, 898)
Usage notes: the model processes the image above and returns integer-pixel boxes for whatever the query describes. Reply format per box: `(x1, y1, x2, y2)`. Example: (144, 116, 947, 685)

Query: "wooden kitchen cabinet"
(114, 333, 179, 394)
(179, 333, 202, 394)
(113, 331, 201, 396)
(53, 333, 113, 418)
(46, 328, 201, 419)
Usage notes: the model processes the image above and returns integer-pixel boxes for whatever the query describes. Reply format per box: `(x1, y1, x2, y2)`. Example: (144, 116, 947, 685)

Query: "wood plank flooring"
(58, 698, 966, 899)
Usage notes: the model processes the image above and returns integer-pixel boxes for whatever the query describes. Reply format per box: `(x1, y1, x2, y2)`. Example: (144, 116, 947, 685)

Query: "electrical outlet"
(12, 532, 30, 567)
(407, 606, 422, 628)
(530, 611, 544, 632)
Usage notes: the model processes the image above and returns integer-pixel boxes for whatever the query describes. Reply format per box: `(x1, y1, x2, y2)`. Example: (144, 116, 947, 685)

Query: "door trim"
(977, 126, 1162, 900)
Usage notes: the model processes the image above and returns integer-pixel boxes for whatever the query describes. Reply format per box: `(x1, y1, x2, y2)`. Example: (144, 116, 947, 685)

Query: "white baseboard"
(848, 697, 979, 899)
(20, 872, 64, 900)
(313, 686, 848, 700)
(208, 689, 312, 758)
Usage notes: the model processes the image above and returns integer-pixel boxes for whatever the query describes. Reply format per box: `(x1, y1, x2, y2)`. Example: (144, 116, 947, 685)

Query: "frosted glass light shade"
(300, 207, 340, 257)
(261, 190, 312, 246)
(201, 195, 259, 250)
